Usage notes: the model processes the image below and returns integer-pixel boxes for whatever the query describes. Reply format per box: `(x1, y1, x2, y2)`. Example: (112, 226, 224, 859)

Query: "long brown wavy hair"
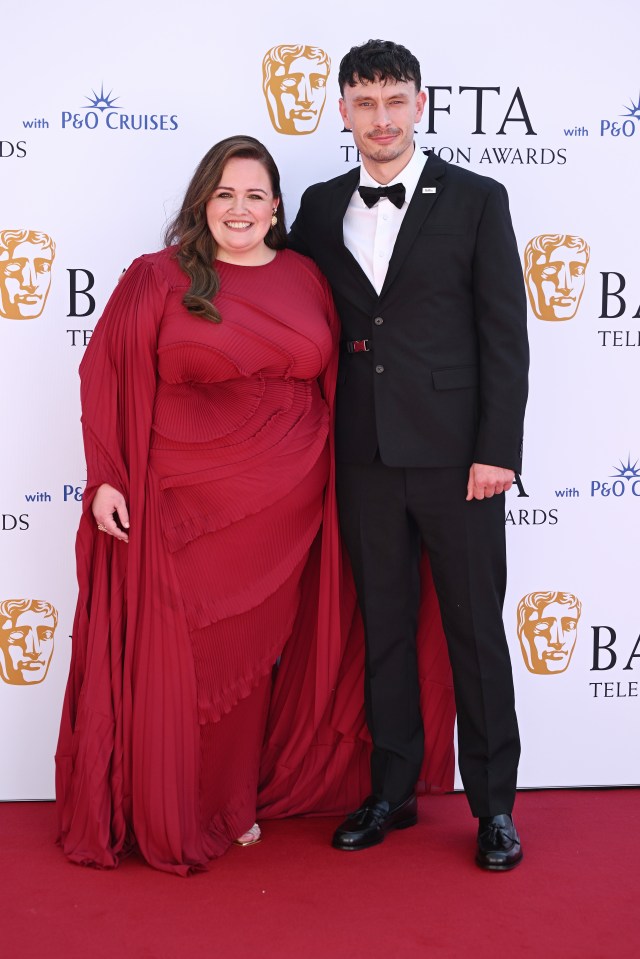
(164, 136, 287, 323)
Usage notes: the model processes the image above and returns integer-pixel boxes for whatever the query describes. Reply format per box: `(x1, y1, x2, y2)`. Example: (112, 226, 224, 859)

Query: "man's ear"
(339, 98, 351, 130)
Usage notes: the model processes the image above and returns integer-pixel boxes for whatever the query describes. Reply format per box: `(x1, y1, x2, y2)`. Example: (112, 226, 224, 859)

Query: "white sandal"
(234, 823, 262, 846)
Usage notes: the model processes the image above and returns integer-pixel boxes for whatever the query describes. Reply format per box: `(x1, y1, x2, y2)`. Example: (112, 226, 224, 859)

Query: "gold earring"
(271, 210, 278, 227)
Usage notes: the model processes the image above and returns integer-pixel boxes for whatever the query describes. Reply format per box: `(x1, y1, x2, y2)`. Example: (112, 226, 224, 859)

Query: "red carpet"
(2, 789, 637, 959)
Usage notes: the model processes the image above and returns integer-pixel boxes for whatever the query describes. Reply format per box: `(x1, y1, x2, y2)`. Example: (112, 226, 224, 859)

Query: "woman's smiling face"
(206, 157, 278, 265)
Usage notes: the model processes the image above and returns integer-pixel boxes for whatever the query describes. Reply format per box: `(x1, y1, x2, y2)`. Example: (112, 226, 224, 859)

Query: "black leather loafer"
(332, 794, 418, 851)
(476, 813, 523, 871)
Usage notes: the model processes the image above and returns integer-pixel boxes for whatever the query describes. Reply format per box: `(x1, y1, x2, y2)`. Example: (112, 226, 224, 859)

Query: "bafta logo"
(523, 234, 590, 321)
(0, 598, 58, 685)
(517, 591, 582, 675)
(262, 44, 331, 135)
(0, 230, 56, 320)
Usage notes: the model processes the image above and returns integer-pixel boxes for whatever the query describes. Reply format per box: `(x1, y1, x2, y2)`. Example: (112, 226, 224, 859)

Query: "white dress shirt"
(343, 145, 428, 294)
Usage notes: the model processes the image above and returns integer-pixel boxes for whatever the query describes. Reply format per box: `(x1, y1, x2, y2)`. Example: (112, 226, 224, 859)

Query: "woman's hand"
(91, 483, 130, 543)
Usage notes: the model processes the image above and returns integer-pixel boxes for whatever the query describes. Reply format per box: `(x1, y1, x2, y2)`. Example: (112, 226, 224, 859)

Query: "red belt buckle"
(350, 339, 370, 353)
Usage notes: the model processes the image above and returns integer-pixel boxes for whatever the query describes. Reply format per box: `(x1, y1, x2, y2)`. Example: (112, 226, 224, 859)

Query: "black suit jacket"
(289, 153, 529, 473)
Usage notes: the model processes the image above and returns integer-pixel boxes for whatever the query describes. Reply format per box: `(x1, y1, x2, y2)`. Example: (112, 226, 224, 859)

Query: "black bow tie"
(358, 183, 406, 209)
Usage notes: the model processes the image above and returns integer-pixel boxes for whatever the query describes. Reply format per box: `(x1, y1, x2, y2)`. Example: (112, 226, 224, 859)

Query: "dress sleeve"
(79, 255, 169, 509)
(56, 255, 171, 865)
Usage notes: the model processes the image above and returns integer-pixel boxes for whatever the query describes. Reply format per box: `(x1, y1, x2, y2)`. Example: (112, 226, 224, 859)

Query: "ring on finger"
(97, 524, 108, 532)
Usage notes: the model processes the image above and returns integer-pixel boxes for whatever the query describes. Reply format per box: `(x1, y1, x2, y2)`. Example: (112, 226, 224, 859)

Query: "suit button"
(374, 316, 384, 326)
(375, 365, 384, 374)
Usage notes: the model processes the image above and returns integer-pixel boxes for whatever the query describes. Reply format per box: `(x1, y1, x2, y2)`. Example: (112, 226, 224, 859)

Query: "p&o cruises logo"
(564, 91, 640, 142)
(600, 92, 640, 139)
(61, 84, 178, 132)
(591, 455, 640, 499)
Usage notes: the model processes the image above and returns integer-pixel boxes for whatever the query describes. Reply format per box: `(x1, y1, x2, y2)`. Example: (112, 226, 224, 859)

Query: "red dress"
(55, 248, 455, 875)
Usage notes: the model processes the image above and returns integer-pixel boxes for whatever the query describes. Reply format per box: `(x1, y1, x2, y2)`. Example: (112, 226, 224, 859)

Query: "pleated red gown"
(55, 247, 455, 875)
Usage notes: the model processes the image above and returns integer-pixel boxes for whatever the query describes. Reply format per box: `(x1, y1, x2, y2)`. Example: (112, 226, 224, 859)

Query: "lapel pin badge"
(422, 187, 437, 194)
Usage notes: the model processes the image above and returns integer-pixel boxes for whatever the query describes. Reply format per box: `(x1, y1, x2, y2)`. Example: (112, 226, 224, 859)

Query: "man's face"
(267, 55, 328, 134)
(339, 78, 426, 173)
(519, 601, 579, 675)
(0, 240, 53, 319)
(0, 609, 56, 685)
(527, 245, 588, 321)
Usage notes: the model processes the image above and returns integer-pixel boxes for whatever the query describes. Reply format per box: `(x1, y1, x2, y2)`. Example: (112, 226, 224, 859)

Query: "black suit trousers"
(336, 458, 520, 817)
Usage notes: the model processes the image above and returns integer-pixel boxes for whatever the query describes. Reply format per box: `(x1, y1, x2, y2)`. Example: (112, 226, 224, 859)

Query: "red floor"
(2, 789, 638, 959)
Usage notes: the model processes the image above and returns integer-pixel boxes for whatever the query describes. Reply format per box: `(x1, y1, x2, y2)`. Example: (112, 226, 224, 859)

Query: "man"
(0, 598, 58, 685)
(289, 40, 529, 870)
(517, 591, 582, 675)
(523, 233, 589, 321)
(262, 44, 331, 135)
(0, 229, 55, 320)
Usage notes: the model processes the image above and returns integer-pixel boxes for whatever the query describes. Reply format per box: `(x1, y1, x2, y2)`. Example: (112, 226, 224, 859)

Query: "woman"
(55, 135, 346, 874)
(56, 136, 456, 875)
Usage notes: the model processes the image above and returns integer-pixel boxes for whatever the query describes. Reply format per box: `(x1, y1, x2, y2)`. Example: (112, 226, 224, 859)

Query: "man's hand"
(91, 483, 130, 543)
(466, 463, 514, 501)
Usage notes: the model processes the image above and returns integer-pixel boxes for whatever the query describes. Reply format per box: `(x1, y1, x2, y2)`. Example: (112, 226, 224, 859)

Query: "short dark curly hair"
(338, 39, 421, 95)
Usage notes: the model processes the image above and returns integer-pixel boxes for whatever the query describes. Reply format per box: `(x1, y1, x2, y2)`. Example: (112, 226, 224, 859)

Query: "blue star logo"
(83, 84, 121, 111)
(610, 455, 640, 480)
(621, 94, 640, 119)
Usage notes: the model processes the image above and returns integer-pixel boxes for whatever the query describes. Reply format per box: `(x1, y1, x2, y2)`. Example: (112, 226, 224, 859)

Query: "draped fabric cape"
(56, 254, 455, 874)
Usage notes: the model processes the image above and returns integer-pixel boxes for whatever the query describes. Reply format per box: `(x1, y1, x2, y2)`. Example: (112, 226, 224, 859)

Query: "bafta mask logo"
(262, 44, 331, 135)
(517, 591, 582, 675)
(523, 234, 590, 321)
(0, 229, 56, 320)
(0, 598, 58, 685)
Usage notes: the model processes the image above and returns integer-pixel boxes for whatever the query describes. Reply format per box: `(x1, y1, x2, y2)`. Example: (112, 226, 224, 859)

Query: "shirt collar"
(358, 144, 428, 202)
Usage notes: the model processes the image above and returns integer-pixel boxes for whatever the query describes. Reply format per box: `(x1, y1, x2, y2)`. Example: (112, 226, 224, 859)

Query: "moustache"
(366, 128, 402, 139)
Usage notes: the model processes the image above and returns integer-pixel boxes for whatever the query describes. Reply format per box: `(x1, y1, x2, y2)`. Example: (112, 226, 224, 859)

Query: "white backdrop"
(1, 0, 639, 798)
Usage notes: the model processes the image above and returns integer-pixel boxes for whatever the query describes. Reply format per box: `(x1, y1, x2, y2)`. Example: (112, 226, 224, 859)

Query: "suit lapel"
(380, 152, 448, 298)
